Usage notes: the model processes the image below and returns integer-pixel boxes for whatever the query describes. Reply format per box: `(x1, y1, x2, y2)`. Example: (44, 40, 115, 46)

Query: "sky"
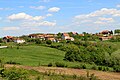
(0, 0, 120, 37)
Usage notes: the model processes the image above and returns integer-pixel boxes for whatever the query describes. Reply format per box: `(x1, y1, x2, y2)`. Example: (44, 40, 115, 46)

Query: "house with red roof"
(3, 36, 13, 42)
(62, 33, 74, 41)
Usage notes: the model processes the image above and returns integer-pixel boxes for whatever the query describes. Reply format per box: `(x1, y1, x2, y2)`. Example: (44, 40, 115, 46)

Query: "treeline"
(48, 41, 120, 72)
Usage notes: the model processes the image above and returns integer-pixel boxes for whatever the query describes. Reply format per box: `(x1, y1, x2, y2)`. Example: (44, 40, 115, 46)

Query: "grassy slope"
(0, 46, 65, 66)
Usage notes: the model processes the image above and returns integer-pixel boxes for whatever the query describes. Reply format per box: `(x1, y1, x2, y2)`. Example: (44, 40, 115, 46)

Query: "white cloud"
(74, 8, 120, 25)
(2, 27, 20, 31)
(48, 7, 60, 12)
(18, 6, 24, 8)
(22, 21, 56, 27)
(0, 17, 2, 20)
(75, 8, 120, 19)
(8, 13, 45, 21)
(117, 4, 120, 8)
(98, 17, 114, 22)
(30, 6, 45, 10)
(46, 13, 53, 17)
(72, 8, 120, 32)
(40, 0, 50, 3)
(0, 7, 13, 10)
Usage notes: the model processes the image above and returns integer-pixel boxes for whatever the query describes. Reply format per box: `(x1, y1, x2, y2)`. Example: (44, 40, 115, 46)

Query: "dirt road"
(5, 64, 120, 80)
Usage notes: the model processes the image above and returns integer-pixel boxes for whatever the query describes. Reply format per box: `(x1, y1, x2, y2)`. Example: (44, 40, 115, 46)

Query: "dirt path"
(5, 64, 120, 80)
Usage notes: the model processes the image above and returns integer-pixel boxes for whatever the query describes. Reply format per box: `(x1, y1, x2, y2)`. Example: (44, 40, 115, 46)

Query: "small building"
(62, 33, 74, 41)
(28, 34, 43, 39)
(99, 36, 113, 41)
(72, 32, 78, 36)
(79, 34, 85, 36)
(13, 38, 25, 43)
(100, 30, 113, 36)
(45, 37, 56, 42)
(3, 36, 13, 42)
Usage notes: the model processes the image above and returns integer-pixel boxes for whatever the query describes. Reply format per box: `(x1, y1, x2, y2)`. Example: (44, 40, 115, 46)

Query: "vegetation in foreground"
(0, 60, 100, 80)
(0, 68, 100, 80)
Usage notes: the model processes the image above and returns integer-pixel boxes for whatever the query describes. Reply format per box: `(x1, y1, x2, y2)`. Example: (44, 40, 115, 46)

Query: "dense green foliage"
(110, 35, 120, 42)
(48, 41, 120, 72)
(115, 29, 120, 34)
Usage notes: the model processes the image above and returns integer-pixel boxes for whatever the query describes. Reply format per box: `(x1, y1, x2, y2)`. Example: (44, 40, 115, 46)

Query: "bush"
(4, 67, 29, 80)
(6, 60, 21, 65)
(92, 65, 98, 70)
(46, 40, 52, 45)
(98, 66, 103, 71)
(72, 64, 88, 69)
(48, 63, 53, 67)
(35, 39, 42, 44)
(81, 64, 87, 69)
(113, 65, 120, 72)
(55, 62, 67, 67)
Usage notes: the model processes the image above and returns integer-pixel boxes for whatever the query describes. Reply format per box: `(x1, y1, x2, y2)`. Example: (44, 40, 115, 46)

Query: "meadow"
(0, 45, 65, 66)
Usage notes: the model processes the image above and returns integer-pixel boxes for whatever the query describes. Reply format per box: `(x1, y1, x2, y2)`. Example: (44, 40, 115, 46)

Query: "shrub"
(4, 67, 29, 80)
(35, 39, 42, 44)
(6, 60, 21, 65)
(92, 65, 98, 70)
(113, 65, 120, 72)
(55, 62, 67, 67)
(48, 63, 53, 67)
(81, 64, 87, 69)
(72, 64, 88, 69)
(46, 40, 52, 45)
(98, 66, 103, 71)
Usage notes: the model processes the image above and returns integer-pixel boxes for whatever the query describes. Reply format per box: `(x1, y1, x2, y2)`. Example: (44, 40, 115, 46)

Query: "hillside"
(0, 45, 65, 66)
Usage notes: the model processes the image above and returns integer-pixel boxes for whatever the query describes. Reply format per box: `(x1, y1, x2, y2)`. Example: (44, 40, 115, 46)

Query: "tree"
(0, 38, 3, 43)
(115, 29, 120, 35)
(64, 44, 81, 61)
(35, 39, 42, 44)
(46, 40, 52, 45)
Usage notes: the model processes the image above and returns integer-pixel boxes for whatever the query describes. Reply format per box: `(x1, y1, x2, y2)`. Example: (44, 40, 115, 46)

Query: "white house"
(62, 33, 74, 41)
(14, 38, 25, 43)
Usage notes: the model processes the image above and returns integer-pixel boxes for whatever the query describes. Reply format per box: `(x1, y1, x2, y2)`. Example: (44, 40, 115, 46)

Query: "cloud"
(116, 4, 120, 8)
(40, 0, 51, 3)
(8, 13, 45, 21)
(75, 8, 120, 19)
(48, 7, 60, 12)
(0, 7, 13, 10)
(0, 17, 2, 20)
(74, 8, 120, 25)
(22, 21, 56, 27)
(18, 6, 24, 8)
(98, 17, 114, 22)
(46, 13, 53, 17)
(7, 12, 56, 28)
(30, 6, 45, 10)
(71, 8, 120, 32)
(2, 27, 20, 31)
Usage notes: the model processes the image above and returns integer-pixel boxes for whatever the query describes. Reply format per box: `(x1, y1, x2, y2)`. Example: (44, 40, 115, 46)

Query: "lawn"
(0, 45, 65, 66)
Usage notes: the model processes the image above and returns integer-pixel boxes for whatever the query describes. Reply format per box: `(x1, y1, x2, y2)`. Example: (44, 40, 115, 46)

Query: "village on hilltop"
(1, 29, 120, 44)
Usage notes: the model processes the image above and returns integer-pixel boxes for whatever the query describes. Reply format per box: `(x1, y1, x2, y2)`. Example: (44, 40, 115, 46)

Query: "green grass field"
(0, 45, 65, 66)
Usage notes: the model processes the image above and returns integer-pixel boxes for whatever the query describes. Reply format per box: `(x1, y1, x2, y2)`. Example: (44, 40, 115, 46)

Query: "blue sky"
(0, 0, 120, 37)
